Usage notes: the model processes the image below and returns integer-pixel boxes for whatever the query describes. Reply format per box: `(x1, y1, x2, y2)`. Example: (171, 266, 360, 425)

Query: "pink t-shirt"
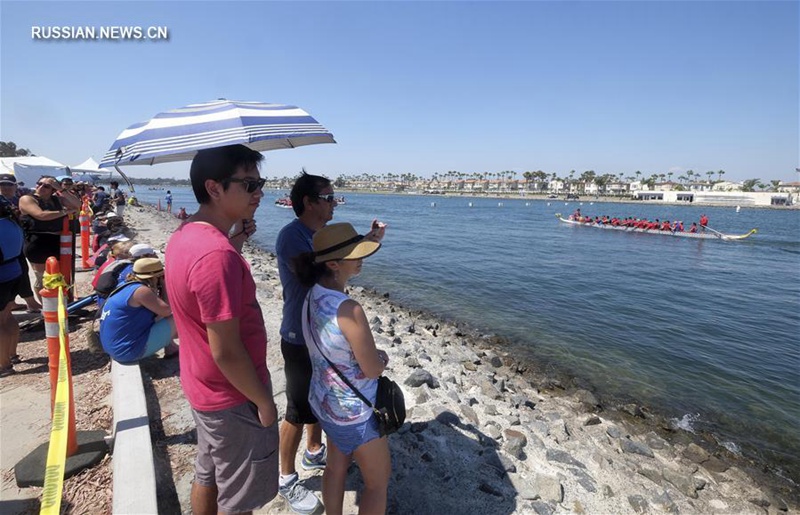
(165, 222, 269, 411)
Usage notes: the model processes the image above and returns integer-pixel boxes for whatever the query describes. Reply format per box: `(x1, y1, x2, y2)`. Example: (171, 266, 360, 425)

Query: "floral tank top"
(303, 284, 377, 426)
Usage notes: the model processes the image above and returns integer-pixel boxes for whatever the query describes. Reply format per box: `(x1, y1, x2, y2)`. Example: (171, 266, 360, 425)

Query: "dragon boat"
(555, 214, 757, 241)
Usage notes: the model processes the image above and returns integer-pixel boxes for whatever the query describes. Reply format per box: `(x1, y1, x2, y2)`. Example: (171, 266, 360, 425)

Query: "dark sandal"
(10, 355, 22, 365)
(0, 366, 16, 378)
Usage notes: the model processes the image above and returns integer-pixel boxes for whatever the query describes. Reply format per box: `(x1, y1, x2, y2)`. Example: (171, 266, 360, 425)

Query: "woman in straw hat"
(99, 257, 178, 363)
(295, 222, 390, 515)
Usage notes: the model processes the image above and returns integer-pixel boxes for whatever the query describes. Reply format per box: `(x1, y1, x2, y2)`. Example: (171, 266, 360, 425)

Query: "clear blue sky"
(1, 1, 798, 182)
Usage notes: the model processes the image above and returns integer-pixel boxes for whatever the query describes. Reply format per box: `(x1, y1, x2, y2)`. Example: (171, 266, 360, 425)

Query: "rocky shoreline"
(125, 204, 797, 514)
(3, 203, 796, 514)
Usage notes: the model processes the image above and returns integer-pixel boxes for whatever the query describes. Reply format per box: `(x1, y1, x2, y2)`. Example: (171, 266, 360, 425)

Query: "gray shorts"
(192, 401, 279, 512)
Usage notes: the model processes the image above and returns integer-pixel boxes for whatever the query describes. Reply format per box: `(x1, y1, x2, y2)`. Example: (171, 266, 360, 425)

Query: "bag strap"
(106, 280, 140, 300)
(305, 294, 376, 410)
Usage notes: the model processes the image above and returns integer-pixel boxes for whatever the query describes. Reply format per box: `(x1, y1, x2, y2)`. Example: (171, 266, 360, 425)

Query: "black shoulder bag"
(305, 300, 405, 436)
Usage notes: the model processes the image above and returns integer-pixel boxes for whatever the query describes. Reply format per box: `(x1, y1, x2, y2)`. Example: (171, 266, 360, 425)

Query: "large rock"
(460, 404, 480, 426)
(404, 369, 439, 388)
(652, 490, 679, 514)
(485, 453, 517, 474)
(545, 449, 586, 469)
(479, 379, 503, 400)
(533, 474, 564, 503)
(574, 389, 599, 408)
(628, 495, 649, 514)
(620, 438, 655, 458)
(702, 456, 730, 473)
(644, 431, 668, 450)
(683, 443, 710, 464)
(503, 429, 527, 459)
(507, 472, 539, 500)
(663, 468, 698, 498)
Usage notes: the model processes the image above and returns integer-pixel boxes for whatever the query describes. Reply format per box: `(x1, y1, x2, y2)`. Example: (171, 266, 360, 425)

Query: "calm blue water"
(134, 186, 800, 479)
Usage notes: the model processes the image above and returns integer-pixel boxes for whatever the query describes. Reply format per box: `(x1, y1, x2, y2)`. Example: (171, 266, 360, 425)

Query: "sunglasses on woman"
(36, 182, 55, 190)
(224, 177, 266, 193)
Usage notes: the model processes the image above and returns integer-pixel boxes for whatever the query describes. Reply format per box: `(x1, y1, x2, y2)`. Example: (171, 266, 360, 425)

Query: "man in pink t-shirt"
(165, 145, 278, 514)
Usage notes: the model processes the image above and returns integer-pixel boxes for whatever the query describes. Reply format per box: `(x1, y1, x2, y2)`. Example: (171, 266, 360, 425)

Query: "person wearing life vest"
(699, 214, 709, 230)
(18, 176, 77, 301)
(0, 195, 25, 377)
(0, 174, 41, 313)
(689, 222, 698, 233)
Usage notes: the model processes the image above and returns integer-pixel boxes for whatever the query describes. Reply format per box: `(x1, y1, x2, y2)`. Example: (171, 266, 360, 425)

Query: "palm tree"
(717, 170, 725, 182)
(667, 172, 673, 183)
(706, 171, 714, 183)
(742, 178, 759, 192)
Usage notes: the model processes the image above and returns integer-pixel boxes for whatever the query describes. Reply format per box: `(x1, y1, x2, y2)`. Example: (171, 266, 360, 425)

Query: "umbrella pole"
(113, 165, 135, 194)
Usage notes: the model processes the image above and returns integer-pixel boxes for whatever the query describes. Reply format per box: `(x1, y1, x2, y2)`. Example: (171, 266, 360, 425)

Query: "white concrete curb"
(111, 360, 158, 514)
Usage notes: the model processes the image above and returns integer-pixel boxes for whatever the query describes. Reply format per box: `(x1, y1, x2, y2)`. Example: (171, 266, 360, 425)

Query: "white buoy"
(580, 202, 583, 206)
(590, 202, 594, 205)
(468, 202, 473, 207)
(547, 202, 551, 206)
(565, 202, 569, 206)
(498, 202, 504, 207)
(736, 205, 741, 212)
(431, 202, 436, 208)
(525, 202, 530, 206)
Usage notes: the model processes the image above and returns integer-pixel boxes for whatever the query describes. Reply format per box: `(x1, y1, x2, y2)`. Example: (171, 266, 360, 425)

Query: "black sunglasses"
(314, 193, 336, 203)
(224, 177, 266, 193)
(36, 182, 55, 189)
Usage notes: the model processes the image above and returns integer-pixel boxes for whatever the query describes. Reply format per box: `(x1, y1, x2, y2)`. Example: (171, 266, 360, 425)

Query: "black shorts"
(0, 275, 22, 310)
(17, 256, 33, 298)
(23, 233, 60, 264)
(281, 339, 318, 425)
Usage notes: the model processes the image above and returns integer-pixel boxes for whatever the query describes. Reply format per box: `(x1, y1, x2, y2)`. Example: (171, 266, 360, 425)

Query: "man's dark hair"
(190, 145, 264, 204)
(290, 172, 331, 216)
(110, 181, 119, 188)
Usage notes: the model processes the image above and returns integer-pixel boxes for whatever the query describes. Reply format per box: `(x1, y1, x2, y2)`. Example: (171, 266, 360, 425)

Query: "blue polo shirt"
(276, 219, 315, 345)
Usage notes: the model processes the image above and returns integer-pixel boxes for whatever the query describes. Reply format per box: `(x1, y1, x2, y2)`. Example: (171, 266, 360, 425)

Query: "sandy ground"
(1, 203, 798, 514)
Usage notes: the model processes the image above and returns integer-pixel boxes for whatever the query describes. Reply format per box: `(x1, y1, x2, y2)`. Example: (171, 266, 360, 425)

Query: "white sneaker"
(278, 473, 321, 515)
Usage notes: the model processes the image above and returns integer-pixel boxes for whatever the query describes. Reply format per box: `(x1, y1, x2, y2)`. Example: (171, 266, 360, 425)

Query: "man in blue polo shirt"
(276, 172, 385, 513)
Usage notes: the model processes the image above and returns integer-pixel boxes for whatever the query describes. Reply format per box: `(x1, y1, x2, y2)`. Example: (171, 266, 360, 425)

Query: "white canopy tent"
(0, 156, 69, 186)
(69, 157, 113, 183)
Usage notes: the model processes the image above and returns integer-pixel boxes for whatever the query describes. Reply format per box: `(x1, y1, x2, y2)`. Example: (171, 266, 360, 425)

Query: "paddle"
(19, 294, 98, 332)
(703, 225, 727, 239)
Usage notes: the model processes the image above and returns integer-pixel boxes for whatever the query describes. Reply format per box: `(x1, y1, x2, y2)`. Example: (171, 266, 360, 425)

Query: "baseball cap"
(130, 244, 157, 258)
(0, 173, 16, 185)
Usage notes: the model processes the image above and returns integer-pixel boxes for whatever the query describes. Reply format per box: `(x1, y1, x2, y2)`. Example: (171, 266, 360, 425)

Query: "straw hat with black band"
(312, 223, 381, 263)
(133, 257, 165, 280)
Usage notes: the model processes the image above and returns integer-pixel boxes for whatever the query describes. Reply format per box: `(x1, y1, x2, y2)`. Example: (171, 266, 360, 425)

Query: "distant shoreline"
(324, 189, 800, 210)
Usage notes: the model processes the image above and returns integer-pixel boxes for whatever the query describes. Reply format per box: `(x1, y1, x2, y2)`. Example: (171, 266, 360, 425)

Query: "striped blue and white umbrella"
(99, 100, 335, 168)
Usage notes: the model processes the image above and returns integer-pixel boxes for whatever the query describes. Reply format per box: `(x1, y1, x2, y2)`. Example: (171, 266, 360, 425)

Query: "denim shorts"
(319, 414, 382, 456)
